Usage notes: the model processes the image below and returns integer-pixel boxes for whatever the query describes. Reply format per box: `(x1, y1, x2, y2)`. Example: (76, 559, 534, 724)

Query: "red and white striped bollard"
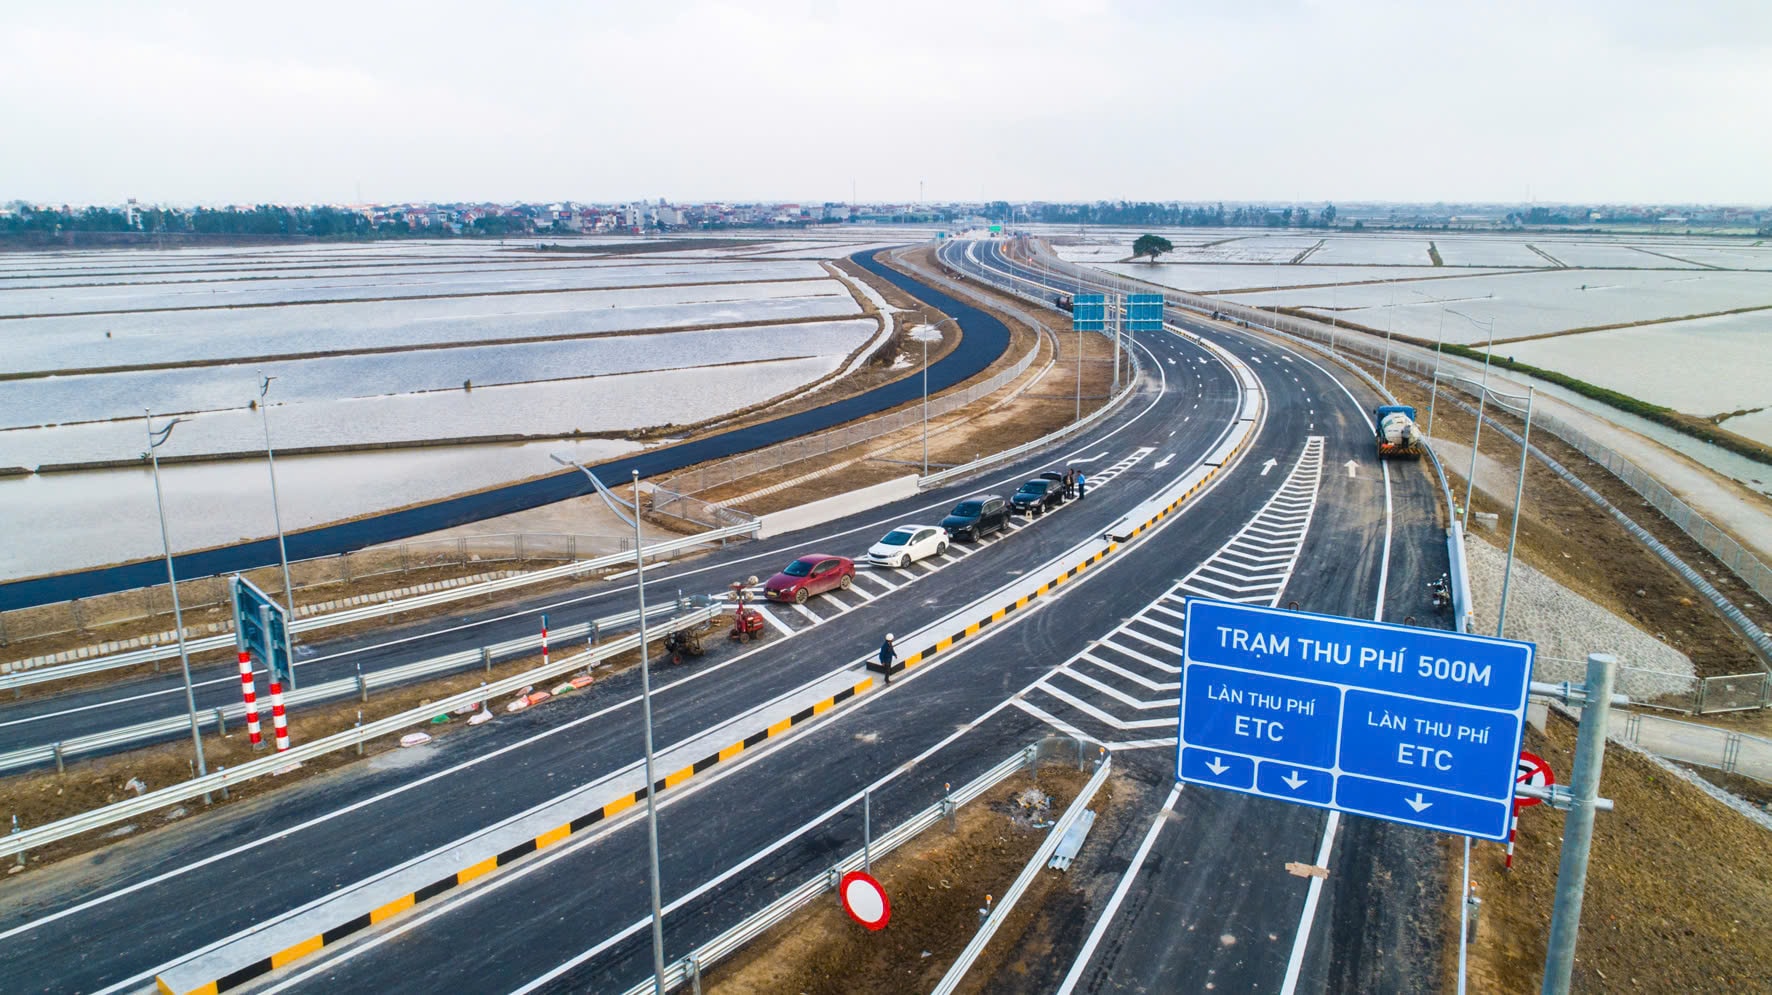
(238, 650, 262, 749)
(269, 679, 290, 752)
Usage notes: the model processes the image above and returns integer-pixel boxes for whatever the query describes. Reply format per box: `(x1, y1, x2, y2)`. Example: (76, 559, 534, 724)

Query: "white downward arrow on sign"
(1406, 792, 1433, 813)
(1282, 771, 1307, 790)
(1206, 756, 1230, 775)
(1345, 459, 1359, 478)
(1260, 458, 1277, 476)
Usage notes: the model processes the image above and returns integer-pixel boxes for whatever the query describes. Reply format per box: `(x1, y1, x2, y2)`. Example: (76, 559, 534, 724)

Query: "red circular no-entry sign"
(839, 870, 892, 931)
(1515, 750, 1555, 812)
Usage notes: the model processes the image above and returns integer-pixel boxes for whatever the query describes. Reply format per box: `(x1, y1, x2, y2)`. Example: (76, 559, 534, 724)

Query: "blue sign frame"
(1177, 598, 1534, 839)
(1126, 293, 1164, 332)
(1071, 293, 1107, 332)
(232, 576, 296, 688)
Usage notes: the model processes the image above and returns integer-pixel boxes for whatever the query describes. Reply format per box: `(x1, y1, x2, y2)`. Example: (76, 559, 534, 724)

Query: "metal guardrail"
(1, 522, 758, 692)
(931, 753, 1113, 995)
(624, 739, 1095, 995)
(0, 606, 721, 860)
(0, 600, 689, 776)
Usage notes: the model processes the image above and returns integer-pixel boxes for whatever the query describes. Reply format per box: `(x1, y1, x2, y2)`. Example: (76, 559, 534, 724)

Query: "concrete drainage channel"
(620, 738, 1113, 995)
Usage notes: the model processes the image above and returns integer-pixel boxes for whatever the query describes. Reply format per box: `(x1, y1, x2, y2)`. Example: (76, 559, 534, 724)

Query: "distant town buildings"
(2, 196, 1767, 240)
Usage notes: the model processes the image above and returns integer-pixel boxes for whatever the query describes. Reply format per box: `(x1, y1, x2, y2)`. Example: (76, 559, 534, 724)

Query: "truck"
(1374, 404, 1423, 459)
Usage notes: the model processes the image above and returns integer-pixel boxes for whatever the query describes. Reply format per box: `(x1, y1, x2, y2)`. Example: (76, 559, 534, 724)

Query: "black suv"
(941, 495, 1009, 541)
(1010, 479, 1060, 516)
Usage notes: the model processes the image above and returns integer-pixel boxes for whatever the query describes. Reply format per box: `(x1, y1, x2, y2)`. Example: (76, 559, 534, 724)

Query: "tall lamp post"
(628, 468, 667, 994)
(912, 317, 956, 476)
(144, 411, 210, 801)
(257, 374, 297, 628)
(1447, 309, 1498, 529)
(552, 456, 666, 992)
(1494, 386, 1535, 639)
(1406, 290, 1452, 437)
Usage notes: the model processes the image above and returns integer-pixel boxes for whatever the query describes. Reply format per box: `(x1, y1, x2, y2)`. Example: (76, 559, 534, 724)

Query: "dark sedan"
(1011, 479, 1061, 516)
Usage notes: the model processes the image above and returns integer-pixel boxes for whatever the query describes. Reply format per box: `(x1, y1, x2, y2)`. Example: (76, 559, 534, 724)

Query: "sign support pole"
(1541, 653, 1617, 995)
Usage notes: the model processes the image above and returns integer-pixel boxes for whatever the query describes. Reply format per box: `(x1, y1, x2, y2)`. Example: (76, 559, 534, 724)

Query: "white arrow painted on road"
(1345, 459, 1359, 478)
(1282, 771, 1308, 790)
(1406, 792, 1433, 813)
(1071, 451, 1109, 464)
(1206, 756, 1230, 775)
(1153, 454, 1174, 470)
(1260, 458, 1278, 476)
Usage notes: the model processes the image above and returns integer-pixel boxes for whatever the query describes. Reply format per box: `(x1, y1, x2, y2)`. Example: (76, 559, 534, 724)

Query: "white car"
(866, 525, 949, 568)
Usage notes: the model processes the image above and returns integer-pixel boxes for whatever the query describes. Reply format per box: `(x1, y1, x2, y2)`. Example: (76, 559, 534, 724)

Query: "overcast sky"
(3, 1, 1768, 207)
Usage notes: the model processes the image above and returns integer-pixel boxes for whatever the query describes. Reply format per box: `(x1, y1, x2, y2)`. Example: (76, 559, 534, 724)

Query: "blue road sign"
(1071, 293, 1107, 332)
(232, 576, 295, 688)
(1126, 293, 1164, 332)
(1177, 598, 1534, 840)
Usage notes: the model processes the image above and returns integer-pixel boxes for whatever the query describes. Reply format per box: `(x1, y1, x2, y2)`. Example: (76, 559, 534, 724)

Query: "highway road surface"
(0, 240, 1453, 994)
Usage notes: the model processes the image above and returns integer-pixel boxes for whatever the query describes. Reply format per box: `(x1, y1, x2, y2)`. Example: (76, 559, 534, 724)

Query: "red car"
(763, 554, 855, 604)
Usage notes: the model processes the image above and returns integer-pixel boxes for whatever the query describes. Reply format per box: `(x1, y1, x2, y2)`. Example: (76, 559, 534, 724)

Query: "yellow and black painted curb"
(158, 666, 890, 995)
(162, 421, 1256, 995)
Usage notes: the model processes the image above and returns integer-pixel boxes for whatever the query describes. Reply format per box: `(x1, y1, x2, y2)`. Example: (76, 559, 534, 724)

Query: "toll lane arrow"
(1405, 792, 1433, 813)
(1154, 454, 1175, 470)
(1282, 771, 1307, 790)
(1206, 756, 1230, 775)
(1260, 458, 1277, 476)
(1345, 459, 1359, 478)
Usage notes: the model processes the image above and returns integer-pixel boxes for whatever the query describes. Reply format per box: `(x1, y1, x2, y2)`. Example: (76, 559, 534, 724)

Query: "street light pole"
(631, 469, 667, 994)
(1496, 386, 1535, 639)
(258, 374, 297, 630)
(1461, 315, 1498, 530)
(145, 410, 210, 802)
(912, 318, 954, 476)
(1427, 307, 1448, 436)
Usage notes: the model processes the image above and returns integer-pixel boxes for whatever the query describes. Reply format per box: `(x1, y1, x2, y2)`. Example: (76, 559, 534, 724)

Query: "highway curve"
(0, 248, 1006, 610)
(0, 241, 1452, 995)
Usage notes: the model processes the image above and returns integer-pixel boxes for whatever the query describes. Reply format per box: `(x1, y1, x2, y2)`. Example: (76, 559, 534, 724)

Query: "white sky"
(2, 1, 1768, 207)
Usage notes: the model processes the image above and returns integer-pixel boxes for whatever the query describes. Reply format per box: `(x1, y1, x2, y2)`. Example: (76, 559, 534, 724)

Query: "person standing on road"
(878, 633, 896, 685)
(1064, 468, 1076, 498)
(1078, 471, 1088, 500)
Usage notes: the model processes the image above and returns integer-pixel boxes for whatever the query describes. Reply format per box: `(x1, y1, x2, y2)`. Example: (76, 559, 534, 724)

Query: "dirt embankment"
(1454, 710, 1772, 992)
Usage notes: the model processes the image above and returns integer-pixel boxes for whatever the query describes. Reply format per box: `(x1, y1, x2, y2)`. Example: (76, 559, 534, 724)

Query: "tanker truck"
(1374, 404, 1423, 459)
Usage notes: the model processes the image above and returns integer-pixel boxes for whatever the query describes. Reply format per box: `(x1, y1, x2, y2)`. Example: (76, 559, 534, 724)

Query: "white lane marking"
(1054, 784, 1183, 995)
(1010, 698, 1090, 742)
(1279, 812, 1342, 995)
(314, 663, 1033, 995)
(1281, 386, 1397, 995)
(850, 570, 895, 592)
(1113, 626, 1181, 655)
(1153, 454, 1174, 470)
(754, 606, 795, 637)
(790, 602, 823, 623)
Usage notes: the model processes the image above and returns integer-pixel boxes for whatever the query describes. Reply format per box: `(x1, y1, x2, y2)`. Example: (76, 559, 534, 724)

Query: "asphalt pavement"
(0, 240, 1457, 995)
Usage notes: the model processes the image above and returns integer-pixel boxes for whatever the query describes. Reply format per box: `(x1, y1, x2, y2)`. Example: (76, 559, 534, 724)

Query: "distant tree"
(1320, 203, 1337, 226)
(1132, 233, 1173, 262)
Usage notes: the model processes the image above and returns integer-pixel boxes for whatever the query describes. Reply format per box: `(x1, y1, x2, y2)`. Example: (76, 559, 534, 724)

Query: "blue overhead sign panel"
(1177, 599, 1534, 840)
(1071, 293, 1107, 332)
(1126, 293, 1165, 332)
(232, 576, 296, 688)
